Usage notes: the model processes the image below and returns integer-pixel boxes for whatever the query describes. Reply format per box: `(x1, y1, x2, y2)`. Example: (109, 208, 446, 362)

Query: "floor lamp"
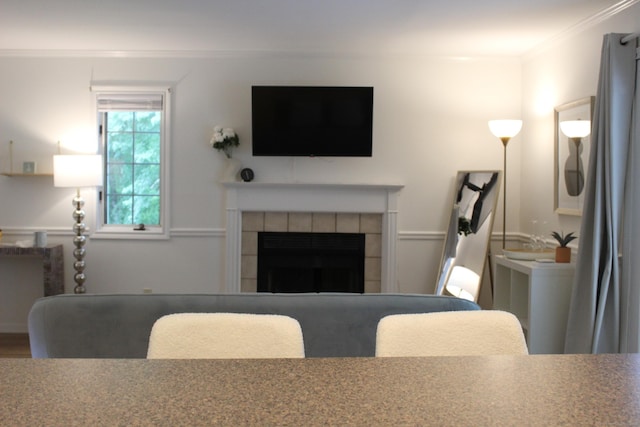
(559, 119, 591, 195)
(488, 120, 522, 249)
(53, 154, 103, 294)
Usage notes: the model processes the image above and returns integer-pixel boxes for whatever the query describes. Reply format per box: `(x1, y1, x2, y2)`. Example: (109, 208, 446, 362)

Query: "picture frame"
(22, 161, 36, 174)
(554, 96, 595, 216)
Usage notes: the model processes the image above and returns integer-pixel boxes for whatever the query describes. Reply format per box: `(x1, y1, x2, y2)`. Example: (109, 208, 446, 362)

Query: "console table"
(0, 245, 65, 296)
(493, 255, 574, 354)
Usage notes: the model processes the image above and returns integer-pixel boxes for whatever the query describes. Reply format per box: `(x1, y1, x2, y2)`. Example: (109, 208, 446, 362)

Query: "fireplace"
(222, 182, 404, 293)
(257, 232, 365, 293)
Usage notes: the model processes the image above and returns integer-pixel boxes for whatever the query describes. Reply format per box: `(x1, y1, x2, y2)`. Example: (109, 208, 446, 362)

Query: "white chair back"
(376, 310, 528, 357)
(147, 312, 305, 359)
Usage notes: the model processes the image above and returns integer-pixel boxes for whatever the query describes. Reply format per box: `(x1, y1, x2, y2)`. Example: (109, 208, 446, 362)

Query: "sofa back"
(28, 293, 479, 358)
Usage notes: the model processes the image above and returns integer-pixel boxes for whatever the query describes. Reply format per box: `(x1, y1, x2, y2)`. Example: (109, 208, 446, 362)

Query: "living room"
(0, 0, 638, 335)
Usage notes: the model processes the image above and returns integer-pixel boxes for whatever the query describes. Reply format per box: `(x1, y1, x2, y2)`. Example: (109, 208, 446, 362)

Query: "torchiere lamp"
(559, 119, 591, 196)
(488, 119, 522, 249)
(53, 154, 103, 294)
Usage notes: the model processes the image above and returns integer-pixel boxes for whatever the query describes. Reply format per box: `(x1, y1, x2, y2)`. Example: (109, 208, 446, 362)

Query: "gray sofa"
(28, 293, 479, 358)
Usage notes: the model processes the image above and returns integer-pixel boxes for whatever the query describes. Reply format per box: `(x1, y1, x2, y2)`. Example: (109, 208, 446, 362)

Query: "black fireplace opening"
(257, 232, 365, 293)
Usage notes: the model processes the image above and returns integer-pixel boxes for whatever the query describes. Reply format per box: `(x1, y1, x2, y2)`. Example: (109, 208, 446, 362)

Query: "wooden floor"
(0, 333, 31, 358)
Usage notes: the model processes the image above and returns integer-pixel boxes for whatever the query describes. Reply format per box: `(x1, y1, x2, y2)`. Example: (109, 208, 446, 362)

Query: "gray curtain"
(564, 33, 639, 354)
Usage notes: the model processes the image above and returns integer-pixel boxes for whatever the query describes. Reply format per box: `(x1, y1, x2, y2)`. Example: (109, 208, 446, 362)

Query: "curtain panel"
(564, 33, 639, 354)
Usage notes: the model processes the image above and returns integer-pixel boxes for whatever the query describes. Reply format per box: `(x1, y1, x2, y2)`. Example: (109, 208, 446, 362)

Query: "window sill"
(91, 229, 170, 241)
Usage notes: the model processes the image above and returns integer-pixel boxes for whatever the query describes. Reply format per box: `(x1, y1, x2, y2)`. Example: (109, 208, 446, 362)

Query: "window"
(92, 87, 171, 239)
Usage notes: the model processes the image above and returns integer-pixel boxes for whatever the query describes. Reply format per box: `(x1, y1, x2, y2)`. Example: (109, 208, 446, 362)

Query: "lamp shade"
(560, 120, 591, 138)
(488, 120, 523, 139)
(53, 155, 103, 188)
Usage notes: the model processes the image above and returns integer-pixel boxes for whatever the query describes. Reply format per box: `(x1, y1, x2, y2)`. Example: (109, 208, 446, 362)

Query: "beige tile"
(365, 280, 381, 294)
(365, 233, 382, 257)
(312, 213, 336, 232)
(336, 213, 360, 233)
(288, 213, 312, 232)
(360, 213, 382, 234)
(242, 212, 264, 231)
(364, 257, 381, 281)
(241, 231, 258, 255)
(265, 212, 288, 231)
(241, 279, 257, 293)
(241, 255, 257, 279)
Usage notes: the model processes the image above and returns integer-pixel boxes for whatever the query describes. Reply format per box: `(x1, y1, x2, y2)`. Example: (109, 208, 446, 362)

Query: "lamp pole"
(488, 119, 522, 251)
(501, 137, 509, 249)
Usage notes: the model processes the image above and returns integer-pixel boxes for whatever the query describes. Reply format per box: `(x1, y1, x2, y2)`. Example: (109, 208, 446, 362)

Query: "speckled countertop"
(2, 354, 640, 426)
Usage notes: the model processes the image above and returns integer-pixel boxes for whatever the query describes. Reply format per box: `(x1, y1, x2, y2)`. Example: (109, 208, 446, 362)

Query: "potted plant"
(210, 126, 239, 159)
(551, 231, 577, 263)
(210, 126, 241, 181)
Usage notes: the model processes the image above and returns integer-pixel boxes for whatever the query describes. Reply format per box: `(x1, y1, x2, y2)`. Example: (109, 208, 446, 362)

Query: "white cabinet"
(493, 255, 575, 354)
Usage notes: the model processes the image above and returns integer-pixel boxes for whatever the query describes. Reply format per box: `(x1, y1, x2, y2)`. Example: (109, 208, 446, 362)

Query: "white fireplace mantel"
(223, 181, 404, 293)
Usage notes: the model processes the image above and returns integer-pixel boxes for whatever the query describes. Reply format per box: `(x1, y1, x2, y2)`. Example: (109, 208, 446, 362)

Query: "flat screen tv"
(252, 86, 373, 157)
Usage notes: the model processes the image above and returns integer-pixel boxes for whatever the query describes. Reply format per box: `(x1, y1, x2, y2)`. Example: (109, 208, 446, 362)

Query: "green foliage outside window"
(104, 111, 161, 225)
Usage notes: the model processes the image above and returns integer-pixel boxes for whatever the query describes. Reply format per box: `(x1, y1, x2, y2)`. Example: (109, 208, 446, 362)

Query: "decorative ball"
(73, 235, 87, 246)
(72, 196, 85, 208)
(73, 209, 86, 221)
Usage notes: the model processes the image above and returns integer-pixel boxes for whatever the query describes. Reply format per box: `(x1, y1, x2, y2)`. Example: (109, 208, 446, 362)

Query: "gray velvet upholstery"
(28, 293, 479, 358)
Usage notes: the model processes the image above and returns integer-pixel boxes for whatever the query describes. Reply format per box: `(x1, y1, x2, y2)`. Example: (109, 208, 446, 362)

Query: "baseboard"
(0, 322, 28, 333)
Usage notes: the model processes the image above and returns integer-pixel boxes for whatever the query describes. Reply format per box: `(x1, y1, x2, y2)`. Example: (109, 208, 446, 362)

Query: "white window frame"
(91, 85, 171, 240)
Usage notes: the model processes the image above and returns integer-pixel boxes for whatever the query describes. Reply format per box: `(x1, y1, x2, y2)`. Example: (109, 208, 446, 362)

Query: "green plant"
(551, 231, 577, 247)
(210, 126, 239, 159)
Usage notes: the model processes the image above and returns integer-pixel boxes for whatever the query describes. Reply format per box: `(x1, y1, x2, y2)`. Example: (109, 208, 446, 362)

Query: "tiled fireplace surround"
(223, 182, 403, 293)
(241, 211, 383, 293)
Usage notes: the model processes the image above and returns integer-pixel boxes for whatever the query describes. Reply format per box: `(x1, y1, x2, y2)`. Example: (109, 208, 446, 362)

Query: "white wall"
(3, 0, 638, 331)
(0, 53, 521, 330)
(520, 3, 640, 240)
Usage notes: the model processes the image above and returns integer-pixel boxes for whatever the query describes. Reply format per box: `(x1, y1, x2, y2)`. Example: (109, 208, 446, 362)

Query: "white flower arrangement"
(210, 126, 239, 159)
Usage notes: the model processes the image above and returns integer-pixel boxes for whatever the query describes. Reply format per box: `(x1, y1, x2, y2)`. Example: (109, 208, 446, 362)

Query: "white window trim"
(90, 85, 172, 241)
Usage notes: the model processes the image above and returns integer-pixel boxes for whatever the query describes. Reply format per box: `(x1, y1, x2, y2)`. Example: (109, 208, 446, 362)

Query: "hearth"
(257, 232, 365, 293)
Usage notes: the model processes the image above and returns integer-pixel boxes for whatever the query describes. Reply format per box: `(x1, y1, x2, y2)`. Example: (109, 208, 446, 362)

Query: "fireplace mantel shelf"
(223, 181, 404, 294)
(222, 181, 404, 191)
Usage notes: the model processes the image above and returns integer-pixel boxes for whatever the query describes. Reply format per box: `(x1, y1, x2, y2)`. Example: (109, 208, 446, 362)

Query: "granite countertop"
(2, 355, 640, 426)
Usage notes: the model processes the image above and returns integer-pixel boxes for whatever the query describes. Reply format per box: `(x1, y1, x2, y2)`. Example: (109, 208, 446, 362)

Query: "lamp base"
(72, 192, 88, 294)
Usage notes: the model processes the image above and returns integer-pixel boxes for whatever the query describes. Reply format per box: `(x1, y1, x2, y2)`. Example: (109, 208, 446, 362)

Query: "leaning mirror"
(434, 170, 501, 302)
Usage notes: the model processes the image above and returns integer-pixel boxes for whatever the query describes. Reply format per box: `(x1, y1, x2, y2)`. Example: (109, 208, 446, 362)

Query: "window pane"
(107, 195, 133, 224)
(135, 111, 161, 132)
(134, 133, 160, 164)
(107, 132, 134, 164)
(133, 196, 160, 225)
(107, 164, 133, 195)
(134, 164, 160, 195)
(108, 111, 134, 132)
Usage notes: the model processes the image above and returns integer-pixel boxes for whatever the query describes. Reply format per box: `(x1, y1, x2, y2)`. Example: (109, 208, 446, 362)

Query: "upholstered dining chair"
(147, 312, 305, 359)
(375, 310, 528, 357)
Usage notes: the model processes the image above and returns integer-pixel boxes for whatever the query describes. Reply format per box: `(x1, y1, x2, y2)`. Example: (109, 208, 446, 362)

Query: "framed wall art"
(554, 96, 595, 216)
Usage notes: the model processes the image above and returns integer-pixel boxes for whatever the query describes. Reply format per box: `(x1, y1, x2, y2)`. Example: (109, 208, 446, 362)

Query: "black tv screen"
(252, 86, 373, 157)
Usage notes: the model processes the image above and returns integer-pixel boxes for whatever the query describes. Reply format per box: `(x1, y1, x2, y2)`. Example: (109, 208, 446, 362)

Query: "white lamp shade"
(53, 155, 103, 188)
(445, 265, 481, 302)
(488, 120, 523, 139)
(560, 120, 591, 138)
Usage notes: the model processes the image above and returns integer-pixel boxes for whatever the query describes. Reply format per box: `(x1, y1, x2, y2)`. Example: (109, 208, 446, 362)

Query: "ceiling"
(0, 0, 629, 57)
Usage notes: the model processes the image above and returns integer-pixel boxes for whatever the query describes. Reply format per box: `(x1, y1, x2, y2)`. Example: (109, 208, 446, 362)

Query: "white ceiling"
(0, 0, 629, 57)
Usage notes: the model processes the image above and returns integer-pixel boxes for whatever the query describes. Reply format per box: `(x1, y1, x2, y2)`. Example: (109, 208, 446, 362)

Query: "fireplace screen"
(257, 232, 365, 293)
